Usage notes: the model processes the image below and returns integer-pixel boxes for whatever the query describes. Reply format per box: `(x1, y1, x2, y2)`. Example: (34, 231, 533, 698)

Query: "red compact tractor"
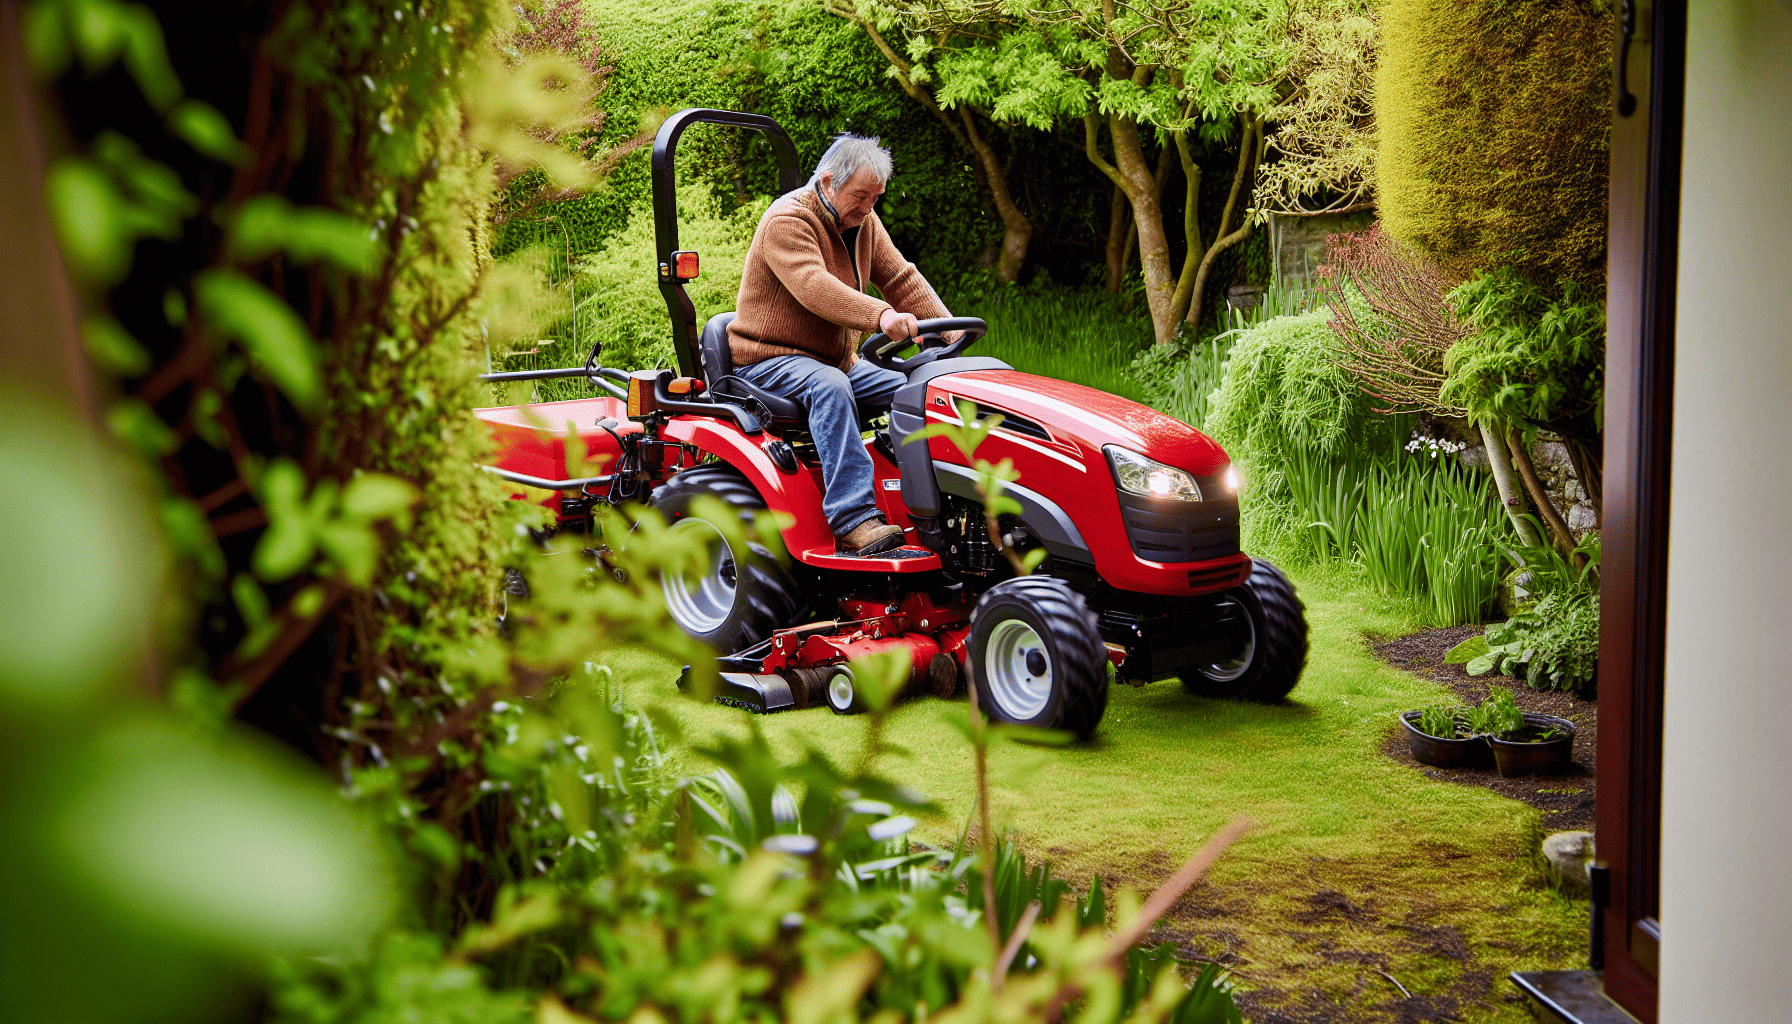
(477, 109, 1307, 738)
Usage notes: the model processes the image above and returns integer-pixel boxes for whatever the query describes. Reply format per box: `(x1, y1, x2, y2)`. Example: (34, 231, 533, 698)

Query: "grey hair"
(807, 132, 893, 189)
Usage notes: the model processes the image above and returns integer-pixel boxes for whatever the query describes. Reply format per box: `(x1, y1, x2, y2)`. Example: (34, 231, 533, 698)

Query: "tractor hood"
(925, 369, 1230, 478)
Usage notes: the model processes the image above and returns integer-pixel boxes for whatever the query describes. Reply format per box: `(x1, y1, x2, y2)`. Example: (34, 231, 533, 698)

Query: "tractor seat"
(698, 311, 885, 437)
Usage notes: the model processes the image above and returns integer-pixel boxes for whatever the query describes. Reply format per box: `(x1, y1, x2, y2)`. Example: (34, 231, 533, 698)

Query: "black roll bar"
(652, 109, 802, 378)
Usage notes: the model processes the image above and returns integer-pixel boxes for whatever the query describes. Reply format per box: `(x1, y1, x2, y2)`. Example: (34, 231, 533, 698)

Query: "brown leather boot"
(837, 517, 904, 556)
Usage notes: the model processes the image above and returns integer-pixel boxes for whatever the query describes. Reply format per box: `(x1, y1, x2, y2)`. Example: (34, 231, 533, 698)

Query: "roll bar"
(652, 109, 802, 378)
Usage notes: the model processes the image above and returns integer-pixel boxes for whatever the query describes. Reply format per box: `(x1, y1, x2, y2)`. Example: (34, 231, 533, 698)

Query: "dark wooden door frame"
(1596, 2, 1684, 1020)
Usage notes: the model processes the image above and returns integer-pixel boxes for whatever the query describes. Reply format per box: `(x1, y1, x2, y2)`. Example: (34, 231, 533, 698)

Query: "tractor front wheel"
(968, 576, 1109, 739)
(1182, 558, 1309, 702)
(650, 465, 799, 655)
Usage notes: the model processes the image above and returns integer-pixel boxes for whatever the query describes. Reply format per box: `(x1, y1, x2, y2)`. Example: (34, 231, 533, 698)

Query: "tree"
(824, 1, 1035, 283)
(881, 0, 1288, 345)
(1251, 0, 1377, 218)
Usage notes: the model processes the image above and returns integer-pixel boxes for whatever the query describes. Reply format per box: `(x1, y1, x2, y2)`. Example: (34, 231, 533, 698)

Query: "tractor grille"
(1116, 489, 1240, 564)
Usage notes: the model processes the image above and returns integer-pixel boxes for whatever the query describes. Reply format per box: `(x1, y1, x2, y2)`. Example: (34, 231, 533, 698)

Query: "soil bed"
(1373, 624, 1597, 833)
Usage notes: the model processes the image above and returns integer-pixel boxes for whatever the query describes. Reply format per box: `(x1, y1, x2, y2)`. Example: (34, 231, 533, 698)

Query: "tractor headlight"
(1224, 464, 1239, 493)
(1104, 445, 1202, 502)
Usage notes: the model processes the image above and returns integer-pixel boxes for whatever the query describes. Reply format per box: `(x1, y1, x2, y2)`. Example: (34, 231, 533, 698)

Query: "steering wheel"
(858, 317, 988, 373)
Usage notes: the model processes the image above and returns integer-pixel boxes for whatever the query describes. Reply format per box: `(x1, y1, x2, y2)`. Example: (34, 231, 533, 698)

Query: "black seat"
(698, 311, 886, 437)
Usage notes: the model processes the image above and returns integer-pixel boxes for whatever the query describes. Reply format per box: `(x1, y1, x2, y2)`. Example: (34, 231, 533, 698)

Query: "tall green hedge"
(1376, 0, 1613, 283)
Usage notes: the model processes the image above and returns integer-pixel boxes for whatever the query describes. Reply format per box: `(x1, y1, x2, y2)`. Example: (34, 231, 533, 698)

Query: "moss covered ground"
(606, 566, 1585, 1022)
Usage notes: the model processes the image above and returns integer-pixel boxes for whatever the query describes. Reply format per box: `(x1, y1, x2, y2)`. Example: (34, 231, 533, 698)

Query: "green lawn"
(607, 567, 1584, 1023)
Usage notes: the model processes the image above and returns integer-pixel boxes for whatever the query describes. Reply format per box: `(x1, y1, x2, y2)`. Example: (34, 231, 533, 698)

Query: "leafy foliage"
(1457, 590, 1600, 697)
(1375, 0, 1613, 282)
(1252, 0, 1378, 218)
(1203, 306, 1399, 513)
(1441, 268, 1607, 437)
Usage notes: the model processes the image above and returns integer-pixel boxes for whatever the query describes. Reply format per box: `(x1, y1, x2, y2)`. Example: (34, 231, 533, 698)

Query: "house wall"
(1659, 3, 1792, 1021)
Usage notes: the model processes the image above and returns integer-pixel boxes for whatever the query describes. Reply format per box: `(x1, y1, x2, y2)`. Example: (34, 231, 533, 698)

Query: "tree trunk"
(846, 10, 1033, 281)
(1167, 129, 1206, 325)
(1508, 427, 1580, 560)
(957, 108, 1031, 283)
(1182, 117, 1262, 330)
(1104, 181, 1130, 293)
(1086, 110, 1177, 345)
(1481, 420, 1545, 547)
(1564, 434, 1603, 529)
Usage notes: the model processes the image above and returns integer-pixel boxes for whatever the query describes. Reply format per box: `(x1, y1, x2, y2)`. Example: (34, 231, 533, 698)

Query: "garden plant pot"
(1400, 710, 1493, 769)
(1489, 713, 1577, 778)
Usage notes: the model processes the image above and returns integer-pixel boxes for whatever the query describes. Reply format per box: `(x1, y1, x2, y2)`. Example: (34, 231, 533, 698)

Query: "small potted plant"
(1476, 688, 1577, 777)
(1398, 688, 1577, 775)
(1399, 705, 1494, 769)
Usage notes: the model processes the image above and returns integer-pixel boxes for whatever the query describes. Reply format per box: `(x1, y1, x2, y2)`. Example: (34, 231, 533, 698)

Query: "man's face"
(821, 168, 885, 229)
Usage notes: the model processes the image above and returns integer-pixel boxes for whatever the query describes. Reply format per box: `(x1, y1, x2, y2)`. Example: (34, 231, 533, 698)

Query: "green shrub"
(1202, 306, 1402, 557)
(1376, 0, 1613, 282)
(1453, 588, 1599, 697)
(1440, 267, 1606, 503)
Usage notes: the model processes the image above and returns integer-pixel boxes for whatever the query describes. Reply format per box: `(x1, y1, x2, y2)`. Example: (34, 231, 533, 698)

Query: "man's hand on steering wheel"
(878, 308, 920, 342)
(878, 308, 963, 347)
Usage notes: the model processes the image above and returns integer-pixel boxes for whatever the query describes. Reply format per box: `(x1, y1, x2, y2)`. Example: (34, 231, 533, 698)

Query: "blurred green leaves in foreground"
(0, 393, 394, 1023)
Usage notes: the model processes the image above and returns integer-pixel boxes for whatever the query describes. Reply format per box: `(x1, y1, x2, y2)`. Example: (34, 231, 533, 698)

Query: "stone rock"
(1542, 831, 1595, 894)
(1226, 285, 1265, 311)
(1499, 567, 1536, 617)
(1562, 478, 1586, 504)
(1458, 444, 1490, 471)
(1567, 502, 1599, 533)
(1532, 440, 1575, 474)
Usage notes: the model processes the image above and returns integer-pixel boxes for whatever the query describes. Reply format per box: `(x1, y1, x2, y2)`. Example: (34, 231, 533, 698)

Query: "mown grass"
(602, 565, 1584, 1023)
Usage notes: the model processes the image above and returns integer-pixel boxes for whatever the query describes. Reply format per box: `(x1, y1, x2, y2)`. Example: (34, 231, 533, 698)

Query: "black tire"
(1182, 558, 1308, 702)
(968, 576, 1109, 739)
(650, 464, 799, 655)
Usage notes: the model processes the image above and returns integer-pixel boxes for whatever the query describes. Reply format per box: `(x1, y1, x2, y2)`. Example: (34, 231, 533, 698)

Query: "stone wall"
(1450, 427, 1598, 539)
(1268, 210, 1377, 290)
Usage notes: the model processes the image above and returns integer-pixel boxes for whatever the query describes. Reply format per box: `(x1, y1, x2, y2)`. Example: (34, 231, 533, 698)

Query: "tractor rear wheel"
(650, 465, 799, 655)
(968, 576, 1109, 739)
(1182, 558, 1308, 702)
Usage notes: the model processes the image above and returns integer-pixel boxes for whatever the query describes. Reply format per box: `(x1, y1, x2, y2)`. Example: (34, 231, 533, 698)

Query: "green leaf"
(45, 158, 128, 285)
(231, 574, 269, 627)
(81, 315, 151, 376)
(106, 398, 178, 456)
(1465, 652, 1498, 676)
(195, 269, 323, 415)
(1443, 635, 1489, 665)
(252, 460, 315, 582)
(230, 195, 377, 274)
(169, 99, 248, 164)
(316, 519, 378, 587)
(341, 472, 419, 522)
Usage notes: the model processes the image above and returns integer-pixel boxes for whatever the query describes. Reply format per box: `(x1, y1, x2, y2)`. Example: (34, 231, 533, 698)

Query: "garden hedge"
(1375, 0, 1614, 283)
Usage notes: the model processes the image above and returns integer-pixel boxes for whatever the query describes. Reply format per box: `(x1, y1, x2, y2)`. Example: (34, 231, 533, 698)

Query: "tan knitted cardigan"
(727, 186, 949, 370)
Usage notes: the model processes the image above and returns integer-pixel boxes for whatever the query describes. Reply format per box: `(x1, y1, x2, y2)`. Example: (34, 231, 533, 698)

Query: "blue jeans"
(734, 355, 906, 536)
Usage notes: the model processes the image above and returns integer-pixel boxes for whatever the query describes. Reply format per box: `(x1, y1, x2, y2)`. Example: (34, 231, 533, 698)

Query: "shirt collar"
(812, 181, 844, 229)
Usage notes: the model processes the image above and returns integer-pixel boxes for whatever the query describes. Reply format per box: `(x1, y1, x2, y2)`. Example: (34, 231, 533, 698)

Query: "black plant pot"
(1399, 710, 1493, 769)
(1488, 713, 1577, 778)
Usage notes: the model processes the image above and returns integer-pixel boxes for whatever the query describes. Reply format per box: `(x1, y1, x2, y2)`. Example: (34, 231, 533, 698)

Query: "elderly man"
(727, 133, 953, 556)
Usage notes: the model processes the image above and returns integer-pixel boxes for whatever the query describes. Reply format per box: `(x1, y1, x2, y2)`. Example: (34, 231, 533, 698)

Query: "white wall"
(1660, 3, 1792, 1021)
